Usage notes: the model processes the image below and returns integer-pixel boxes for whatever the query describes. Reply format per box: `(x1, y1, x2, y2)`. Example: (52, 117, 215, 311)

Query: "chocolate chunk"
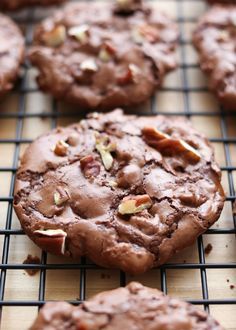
(14, 110, 225, 275)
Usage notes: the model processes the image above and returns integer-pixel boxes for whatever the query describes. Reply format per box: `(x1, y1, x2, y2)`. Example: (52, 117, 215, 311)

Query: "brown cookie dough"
(31, 282, 224, 330)
(0, 0, 66, 11)
(29, 1, 178, 110)
(14, 110, 225, 275)
(23, 254, 40, 276)
(0, 14, 24, 97)
(193, 5, 236, 110)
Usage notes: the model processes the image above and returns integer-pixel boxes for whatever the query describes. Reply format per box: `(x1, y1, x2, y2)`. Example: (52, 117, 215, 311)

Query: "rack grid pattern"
(0, 0, 235, 328)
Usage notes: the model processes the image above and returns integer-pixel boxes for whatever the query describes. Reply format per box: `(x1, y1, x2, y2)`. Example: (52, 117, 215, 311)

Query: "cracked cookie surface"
(0, 14, 24, 97)
(0, 0, 66, 10)
(31, 282, 224, 330)
(193, 5, 236, 110)
(14, 109, 225, 274)
(29, 0, 178, 109)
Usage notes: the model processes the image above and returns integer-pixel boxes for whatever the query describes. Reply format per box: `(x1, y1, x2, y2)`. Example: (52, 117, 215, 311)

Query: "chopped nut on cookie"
(142, 126, 201, 163)
(117, 64, 140, 85)
(142, 126, 169, 142)
(68, 24, 89, 43)
(66, 133, 79, 146)
(95, 133, 116, 170)
(80, 59, 98, 72)
(53, 140, 69, 157)
(118, 194, 152, 215)
(132, 27, 144, 44)
(34, 229, 67, 255)
(99, 42, 116, 62)
(108, 180, 118, 188)
(53, 188, 70, 206)
(139, 24, 159, 43)
(132, 23, 159, 44)
(43, 25, 66, 47)
(80, 155, 101, 178)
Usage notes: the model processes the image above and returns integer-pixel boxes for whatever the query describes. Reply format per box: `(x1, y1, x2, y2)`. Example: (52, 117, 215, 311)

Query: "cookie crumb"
(227, 279, 230, 283)
(23, 254, 40, 276)
(230, 285, 235, 290)
(101, 273, 111, 279)
(204, 243, 213, 255)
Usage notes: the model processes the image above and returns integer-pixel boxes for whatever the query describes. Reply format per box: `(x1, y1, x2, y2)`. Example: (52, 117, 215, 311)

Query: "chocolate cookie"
(14, 110, 224, 274)
(0, 14, 24, 97)
(31, 282, 224, 330)
(0, 0, 66, 11)
(193, 5, 236, 110)
(29, 0, 178, 109)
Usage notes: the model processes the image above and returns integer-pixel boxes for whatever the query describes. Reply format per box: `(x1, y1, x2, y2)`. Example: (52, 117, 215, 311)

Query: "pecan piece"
(33, 229, 67, 255)
(118, 194, 152, 215)
(139, 24, 159, 43)
(142, 126, 201, 163)
(68, 24, 89, 43)
(117, 64, 140, 85)
(99, 42, 116, 62)
(53, 140, 69, 157)
(54, 187, 70, 206)
(108, 180, 118, 188)
(43, 25, 66, 47)
(80, 58, 98, 72)
(80, 155, 101, 178)
(66, 133, 79, 146)
(95, 133, 116, 170)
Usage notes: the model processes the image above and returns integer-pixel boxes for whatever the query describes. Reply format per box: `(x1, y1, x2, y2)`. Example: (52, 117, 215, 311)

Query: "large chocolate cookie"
(14, 110, 225, 274)
(193, 5, 236, 110)
(29, 0, 178, 109)
(0, 0, 66, 11)
(31, 282, 224, 330)
(0, 14, 24, 97)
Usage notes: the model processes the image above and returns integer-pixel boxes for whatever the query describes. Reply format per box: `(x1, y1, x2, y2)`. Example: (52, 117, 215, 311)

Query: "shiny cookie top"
(14, 110, 224, 274)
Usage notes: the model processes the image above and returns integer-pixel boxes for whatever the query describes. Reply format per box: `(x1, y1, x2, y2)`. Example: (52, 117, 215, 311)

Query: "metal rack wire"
(0, 0, 235, 328)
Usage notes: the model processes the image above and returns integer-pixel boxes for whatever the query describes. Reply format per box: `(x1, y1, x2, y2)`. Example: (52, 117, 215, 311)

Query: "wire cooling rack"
(0, 0, 235, 329)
